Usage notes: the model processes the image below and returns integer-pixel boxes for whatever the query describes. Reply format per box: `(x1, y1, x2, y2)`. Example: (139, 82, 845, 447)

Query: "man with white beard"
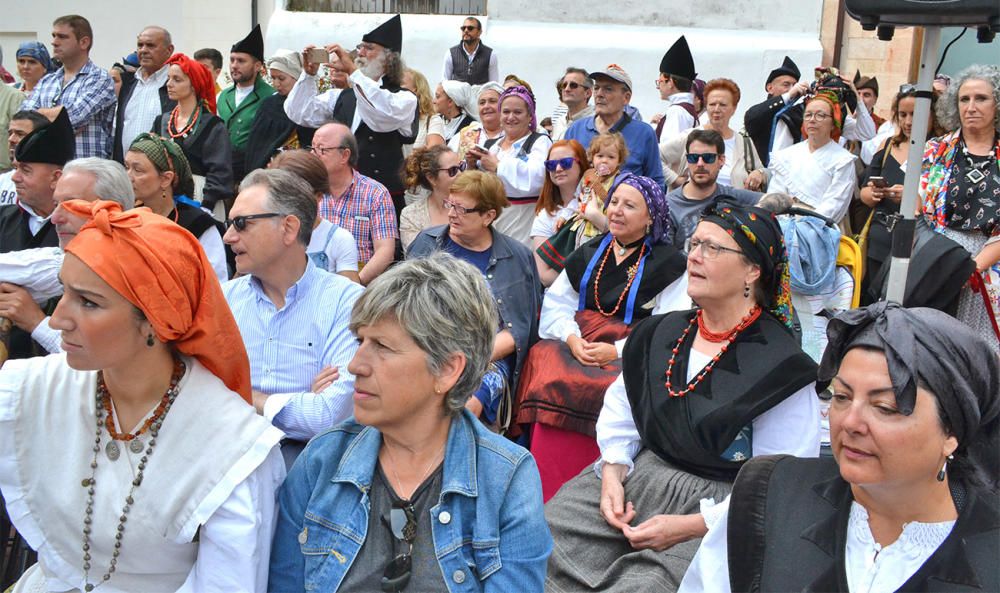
(285, 14, 418, 219)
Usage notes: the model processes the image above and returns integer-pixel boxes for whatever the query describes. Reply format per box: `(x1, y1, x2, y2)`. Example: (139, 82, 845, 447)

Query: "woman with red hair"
(531, 139, 589, 285)
(767, 91, 857, 224)
(152, 53, 234, 216)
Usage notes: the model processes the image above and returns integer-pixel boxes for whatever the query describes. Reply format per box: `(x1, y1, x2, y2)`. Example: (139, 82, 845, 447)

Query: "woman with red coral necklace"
(151, 53, 234, 217)
(515, 173, 689, 501)
(545, 199, 821, 593)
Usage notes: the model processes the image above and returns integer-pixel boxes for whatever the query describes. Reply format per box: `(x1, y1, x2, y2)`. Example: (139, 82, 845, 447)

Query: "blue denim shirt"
(407, 225, 542, 390)
(268, 410, 552, 592)
(565, 112, 666, 190)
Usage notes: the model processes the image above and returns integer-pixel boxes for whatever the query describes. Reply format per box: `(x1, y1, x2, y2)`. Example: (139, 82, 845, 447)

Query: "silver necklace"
(382, 441, 444, 501)
(81, 362, 183, 591)
(961, 137, 998, 185)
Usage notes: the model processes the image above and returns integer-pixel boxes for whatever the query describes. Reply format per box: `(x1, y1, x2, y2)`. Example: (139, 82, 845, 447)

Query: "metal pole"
(884, 26, 942, 303)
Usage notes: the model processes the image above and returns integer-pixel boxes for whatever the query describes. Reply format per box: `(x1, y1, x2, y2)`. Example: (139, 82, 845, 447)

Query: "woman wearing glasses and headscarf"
(407, 171, 541, 432)
(679, 302, 999, 593)
(515, 173, 689, 500)
(0, 200, 284, 592)
(544, 199, 820, 593)
(268, 253, 551, 592)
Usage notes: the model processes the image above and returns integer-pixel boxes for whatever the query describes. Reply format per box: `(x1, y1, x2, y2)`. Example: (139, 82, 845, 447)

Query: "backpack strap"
(726, 454, 790, 593)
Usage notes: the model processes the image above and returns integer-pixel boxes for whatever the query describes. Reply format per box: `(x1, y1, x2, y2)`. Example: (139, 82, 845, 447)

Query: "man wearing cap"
(652, 36, 699, 143)
(853, 70, 885, 129)
(285, 14, 418, 215)
(564, 64, 665, 189)
(20, 15, 116, 159)
(218, 25, 275, 183)
(744, 56, 803, 167)
(0, 111, 50, 207)
(442, 16, 499, 85)
(113, 26, 176, 162)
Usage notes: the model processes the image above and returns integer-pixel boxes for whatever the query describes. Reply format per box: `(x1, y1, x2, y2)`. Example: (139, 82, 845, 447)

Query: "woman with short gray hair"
(269, 253, 552, 592)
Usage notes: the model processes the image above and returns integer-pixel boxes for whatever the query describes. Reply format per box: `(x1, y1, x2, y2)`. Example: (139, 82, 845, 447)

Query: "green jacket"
(217, 76, 275, 150)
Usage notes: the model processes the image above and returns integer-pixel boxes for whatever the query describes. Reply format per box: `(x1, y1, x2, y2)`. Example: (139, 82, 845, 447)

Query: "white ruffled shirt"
(768, 139, 858, 223)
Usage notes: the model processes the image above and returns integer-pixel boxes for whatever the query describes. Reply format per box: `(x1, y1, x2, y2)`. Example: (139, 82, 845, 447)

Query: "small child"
(567, 132, 627, 247)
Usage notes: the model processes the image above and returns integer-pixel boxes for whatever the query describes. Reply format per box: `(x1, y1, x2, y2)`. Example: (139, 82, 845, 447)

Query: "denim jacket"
(268, 410, 552, 592)
(407, 224, 542, 389)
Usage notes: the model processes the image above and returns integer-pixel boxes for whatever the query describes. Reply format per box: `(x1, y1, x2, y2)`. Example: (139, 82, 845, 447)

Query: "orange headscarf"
(63, 200, 252, 403)
(801, 92, 845, 143)
(166, 53, 217, 115)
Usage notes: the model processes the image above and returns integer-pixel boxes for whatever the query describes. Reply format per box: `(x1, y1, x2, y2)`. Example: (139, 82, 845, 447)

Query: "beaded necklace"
(167, 105, 200, 139)
(593, 240, 646, 318)
(664, 306, 761, 398)
(81, 357, 185, 591)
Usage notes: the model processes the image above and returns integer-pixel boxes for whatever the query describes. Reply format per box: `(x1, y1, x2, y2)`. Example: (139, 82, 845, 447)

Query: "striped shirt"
(318, 169, 398, 264)
(222, 260, 364, 440)
(21, 60, 116, 159)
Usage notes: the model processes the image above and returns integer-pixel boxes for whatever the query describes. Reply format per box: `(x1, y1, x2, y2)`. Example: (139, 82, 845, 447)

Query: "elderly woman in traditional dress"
(544, 200, 820, 593)
(407, 171, 541, 430)
(680, 302, 1000, 593)
(268, 253, 551, 592)
(152, 53, 234, 215)
(0, 200, 284, 592)
(467, 85, 552, 245)
(516, 173, 689, 500)
(767, 91, 858, 224)
(435, 80, 476, 143)
(920, 64, 1000, 350)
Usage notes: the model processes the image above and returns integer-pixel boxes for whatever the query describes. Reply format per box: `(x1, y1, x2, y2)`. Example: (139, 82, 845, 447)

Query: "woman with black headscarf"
(680, 302, 1000, 593)
(544, 199, 821, 593)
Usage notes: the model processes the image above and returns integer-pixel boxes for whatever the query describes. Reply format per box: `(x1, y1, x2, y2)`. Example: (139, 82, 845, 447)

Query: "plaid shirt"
(21, 60, 116, 158)
(318, 170, 398, 264)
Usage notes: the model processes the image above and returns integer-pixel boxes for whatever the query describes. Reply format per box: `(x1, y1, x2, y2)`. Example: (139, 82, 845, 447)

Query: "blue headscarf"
(607, 172, 673, 245)
(16, 41, 54, 73)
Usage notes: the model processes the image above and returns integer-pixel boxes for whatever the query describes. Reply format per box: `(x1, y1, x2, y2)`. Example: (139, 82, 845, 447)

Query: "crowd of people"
(0, 10, 998, 593)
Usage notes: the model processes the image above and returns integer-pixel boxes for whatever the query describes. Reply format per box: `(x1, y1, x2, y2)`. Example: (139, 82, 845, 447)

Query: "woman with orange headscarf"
(766, 90, 858, 224)
(152, 53, 234, 216)
(0, 200, 284, 592)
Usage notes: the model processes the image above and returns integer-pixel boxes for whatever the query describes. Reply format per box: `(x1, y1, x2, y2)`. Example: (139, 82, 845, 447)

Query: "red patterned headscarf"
(802, 92, 845, 142)
(166, 53, 217, 114)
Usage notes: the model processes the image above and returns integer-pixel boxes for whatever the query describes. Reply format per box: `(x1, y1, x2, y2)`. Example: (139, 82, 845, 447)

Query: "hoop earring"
(146, 334, 156, 347)
(936, 454, 953, 482)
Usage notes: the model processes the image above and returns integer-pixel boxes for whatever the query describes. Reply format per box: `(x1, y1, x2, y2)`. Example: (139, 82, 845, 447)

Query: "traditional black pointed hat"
(14, 107, 75, 166)
(659, 35, 696, 81)
(362, 15, 402, 54)
(231, 24, 264, 63)
(767, 56, 801, 84)
(853, 70, 880, 96)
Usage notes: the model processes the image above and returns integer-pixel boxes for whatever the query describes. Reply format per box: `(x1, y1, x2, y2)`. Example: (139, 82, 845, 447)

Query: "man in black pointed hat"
(286, 14, 418, 220)
(652, 35, 698, 143)
(218, 24, 274, 187)
(743, 55, 806, 168)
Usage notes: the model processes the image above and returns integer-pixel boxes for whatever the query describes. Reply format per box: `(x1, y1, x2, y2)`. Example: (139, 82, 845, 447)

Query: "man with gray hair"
(222, 168, 363, 464)
(0, 157, 135, 355)
(286, 14, 417, 215)
(113, 26, 175, 162)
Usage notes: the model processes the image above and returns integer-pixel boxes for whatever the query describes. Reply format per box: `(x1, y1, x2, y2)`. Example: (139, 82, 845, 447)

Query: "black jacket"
(113, 71, 175, 162)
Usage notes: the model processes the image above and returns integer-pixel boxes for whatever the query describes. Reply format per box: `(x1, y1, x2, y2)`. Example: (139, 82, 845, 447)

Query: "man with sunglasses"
(665, 129, 761, 248)
(222, 168, 363, 467)
(442, 17, 498, 85)
(550, 67, 594, 141)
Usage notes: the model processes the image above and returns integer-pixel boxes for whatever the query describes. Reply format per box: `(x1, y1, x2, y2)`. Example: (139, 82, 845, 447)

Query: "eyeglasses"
(561, 81, 587, 90)
(544, 157, 579, 171)
(308, 145, 348, 156)
(686, 238, 743, 259)
(460, 25, 478, 31)
(803, 112, 832, 121)
(442, 198, 484, 215)
(225, 212, 283, 231)
(685, 153, 719, 165)
(381, 504, 416, 592)
(436, 161, 468, 177)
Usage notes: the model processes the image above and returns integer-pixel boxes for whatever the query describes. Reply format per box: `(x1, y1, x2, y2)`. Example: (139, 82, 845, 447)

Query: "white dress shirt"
(284, 70, 417, 136)
(120, 65, 169, 157)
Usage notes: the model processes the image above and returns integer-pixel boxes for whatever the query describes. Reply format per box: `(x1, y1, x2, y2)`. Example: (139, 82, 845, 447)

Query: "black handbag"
(868, 217, 974, 316)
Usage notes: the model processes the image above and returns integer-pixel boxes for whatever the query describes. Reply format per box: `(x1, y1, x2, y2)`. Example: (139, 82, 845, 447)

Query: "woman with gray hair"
(243, 49, 317, 172)
(920, 64, 1000, 349)
(268, 253, 552, 592)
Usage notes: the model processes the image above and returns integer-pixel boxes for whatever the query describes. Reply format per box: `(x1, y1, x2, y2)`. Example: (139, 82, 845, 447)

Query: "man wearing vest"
(285, 14, 418, 219)
(218, 25, 274, 185)
(442, 17, 499, 85)
(744, 56, 804, 167)
(652, 35, 698, 144)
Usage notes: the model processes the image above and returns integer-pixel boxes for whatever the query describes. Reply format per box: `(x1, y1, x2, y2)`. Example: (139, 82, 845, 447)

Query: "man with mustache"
(218, 25, 274, 185)
(665, 129, 762, 248)
(285, 15, 418, 219)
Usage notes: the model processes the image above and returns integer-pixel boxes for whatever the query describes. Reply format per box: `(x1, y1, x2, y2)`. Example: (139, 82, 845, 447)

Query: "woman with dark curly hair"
(399, 145, 464, 249)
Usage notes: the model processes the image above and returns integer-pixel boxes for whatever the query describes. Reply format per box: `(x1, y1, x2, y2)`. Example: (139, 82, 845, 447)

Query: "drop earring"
(147, 334, 155, 347)
(743, 282, 750, 298)
(936, 454, 953, 481)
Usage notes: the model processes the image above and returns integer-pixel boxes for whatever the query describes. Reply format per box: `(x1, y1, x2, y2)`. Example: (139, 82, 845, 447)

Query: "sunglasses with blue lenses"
(544, 157, 579, 172)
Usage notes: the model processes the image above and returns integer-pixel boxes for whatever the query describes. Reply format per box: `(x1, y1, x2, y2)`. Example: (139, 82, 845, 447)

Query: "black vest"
(728, 455, 1000, 592)
(449, 43, 493, 85)
(332, 86, 417, 195)
(0, 205, 59, 359)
